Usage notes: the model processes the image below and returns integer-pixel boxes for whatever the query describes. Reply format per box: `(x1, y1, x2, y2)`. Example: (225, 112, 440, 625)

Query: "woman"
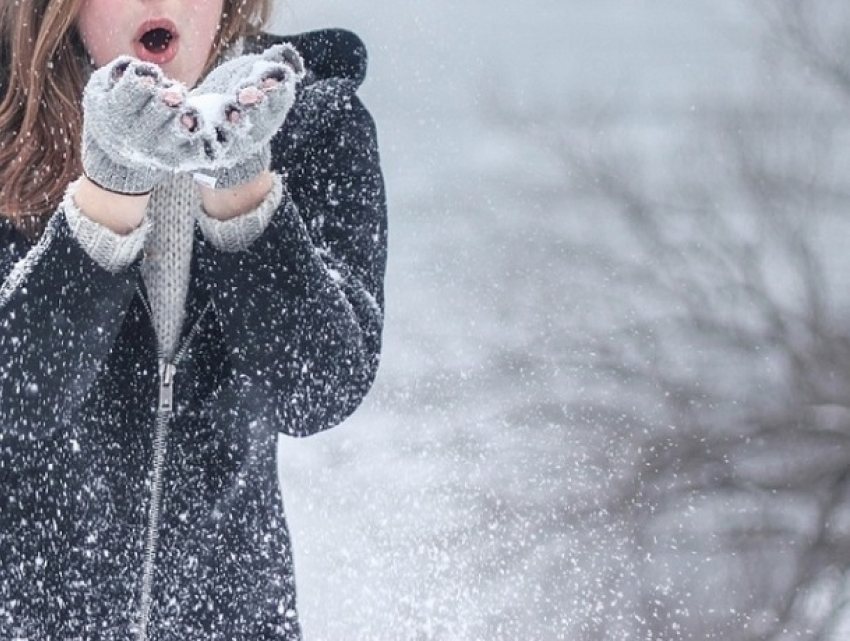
(0, 0, 387, 638)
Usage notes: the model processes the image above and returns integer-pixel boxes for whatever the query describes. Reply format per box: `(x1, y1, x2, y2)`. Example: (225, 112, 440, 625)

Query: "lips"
(134, 19, 179, 65)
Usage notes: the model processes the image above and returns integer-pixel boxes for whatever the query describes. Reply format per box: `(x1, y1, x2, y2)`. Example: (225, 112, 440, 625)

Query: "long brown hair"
(0, 0, 272, 238)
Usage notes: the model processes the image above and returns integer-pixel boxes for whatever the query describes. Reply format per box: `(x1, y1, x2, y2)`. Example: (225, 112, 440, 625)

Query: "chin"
(157, 65, 191, 87)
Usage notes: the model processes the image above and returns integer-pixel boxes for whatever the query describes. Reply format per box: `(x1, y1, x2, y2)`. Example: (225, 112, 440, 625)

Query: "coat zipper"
(136, 360, 174, 641)
(135, 288, 212, 640)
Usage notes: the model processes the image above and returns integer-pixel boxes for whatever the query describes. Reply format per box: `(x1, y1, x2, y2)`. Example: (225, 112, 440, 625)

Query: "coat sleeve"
(194, 92, 388, 437)
(0, 214, 140, 438)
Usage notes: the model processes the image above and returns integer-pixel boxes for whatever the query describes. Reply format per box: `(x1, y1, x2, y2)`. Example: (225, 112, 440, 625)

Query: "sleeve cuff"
(194, 172, 284, 252)
(63, 179, 150, 273)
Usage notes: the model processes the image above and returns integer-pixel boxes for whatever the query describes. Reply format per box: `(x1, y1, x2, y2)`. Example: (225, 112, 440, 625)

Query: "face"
(76, 0, 225, 87)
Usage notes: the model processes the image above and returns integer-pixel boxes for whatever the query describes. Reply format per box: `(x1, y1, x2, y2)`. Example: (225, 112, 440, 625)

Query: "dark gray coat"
(0, 29, 386, 640)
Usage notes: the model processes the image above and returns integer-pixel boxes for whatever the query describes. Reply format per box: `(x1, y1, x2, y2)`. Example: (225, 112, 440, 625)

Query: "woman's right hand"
(81, 57, 199, 196)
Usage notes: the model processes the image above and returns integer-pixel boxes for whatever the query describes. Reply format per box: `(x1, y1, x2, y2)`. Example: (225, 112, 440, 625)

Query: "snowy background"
(265, 2, 787, 639)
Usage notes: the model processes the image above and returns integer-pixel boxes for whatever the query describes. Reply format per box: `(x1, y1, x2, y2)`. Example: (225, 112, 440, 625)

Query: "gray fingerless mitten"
(184, 44, 305, 189)
(82, 57, 192, 194)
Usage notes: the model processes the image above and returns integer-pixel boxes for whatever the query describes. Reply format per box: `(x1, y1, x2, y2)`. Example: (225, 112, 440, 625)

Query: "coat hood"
(246, 29, 369, 90)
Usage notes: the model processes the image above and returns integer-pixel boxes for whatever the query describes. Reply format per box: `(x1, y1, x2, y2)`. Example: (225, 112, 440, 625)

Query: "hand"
(182, 44, 305, 189)
(81, 57, 199, 195)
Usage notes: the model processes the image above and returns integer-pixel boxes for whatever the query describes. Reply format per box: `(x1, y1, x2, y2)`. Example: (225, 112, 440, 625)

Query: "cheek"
(187, 0, 225, 40)
(76, 2, 123, 66)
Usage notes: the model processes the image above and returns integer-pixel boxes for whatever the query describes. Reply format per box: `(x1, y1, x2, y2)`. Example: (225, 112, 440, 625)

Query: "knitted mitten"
(82, 57, 196, 195)
(183, 44, 305, 189)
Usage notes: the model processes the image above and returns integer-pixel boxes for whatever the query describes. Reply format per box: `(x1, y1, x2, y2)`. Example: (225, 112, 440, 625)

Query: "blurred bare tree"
(491, 1, 850, 639)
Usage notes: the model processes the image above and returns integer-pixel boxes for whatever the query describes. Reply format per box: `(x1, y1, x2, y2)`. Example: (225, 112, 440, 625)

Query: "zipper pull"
(158, 359, 176, 413)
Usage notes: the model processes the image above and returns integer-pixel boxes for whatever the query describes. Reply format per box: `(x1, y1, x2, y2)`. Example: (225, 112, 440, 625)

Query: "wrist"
(199, 170, 275, 220)
(204, 145, 273, 192)
(82, 136, 163, 197)
(73, 176, 150, 234)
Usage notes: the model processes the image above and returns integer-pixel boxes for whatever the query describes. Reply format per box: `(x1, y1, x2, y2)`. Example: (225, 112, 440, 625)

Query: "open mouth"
(135, 20, 179, 65)
(140, 28, 174, 54)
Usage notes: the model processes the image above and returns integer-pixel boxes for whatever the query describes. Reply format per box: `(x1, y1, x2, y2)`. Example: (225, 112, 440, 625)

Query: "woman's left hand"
(179, 43, 305, 189)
